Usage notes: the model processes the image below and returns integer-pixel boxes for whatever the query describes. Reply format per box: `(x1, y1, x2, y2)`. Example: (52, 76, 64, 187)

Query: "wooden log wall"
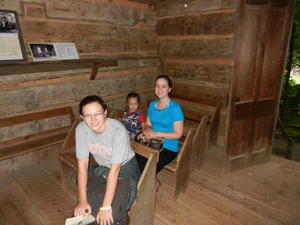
(0, 0, 158, 174)
(155, 0, 237, 147)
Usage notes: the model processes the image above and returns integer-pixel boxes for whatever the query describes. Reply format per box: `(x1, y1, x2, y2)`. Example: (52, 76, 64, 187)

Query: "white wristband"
(99, 205, 111, 211)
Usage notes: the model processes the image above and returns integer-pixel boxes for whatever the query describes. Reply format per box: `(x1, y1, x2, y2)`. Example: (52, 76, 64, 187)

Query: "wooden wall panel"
(1, 0, 155, 26)
(1, 0, 157, 60)
(166, 62, 232, 87)
(156, 11, 235, 35)
(21, 20, 157, 56)
(159, 39, 233, 58)
(157, 0, 237, 155)
(155, 0, 237, 17)
(0, 71, 156, 117)
(44, 0, 155, 26)
(0, 0, 158, 170)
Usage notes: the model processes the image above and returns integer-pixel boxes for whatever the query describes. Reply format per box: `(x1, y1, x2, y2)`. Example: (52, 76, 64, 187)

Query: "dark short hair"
(79, 95, 107, 115)
(126, 92, 141, 104)
(155, 74, 173, 88)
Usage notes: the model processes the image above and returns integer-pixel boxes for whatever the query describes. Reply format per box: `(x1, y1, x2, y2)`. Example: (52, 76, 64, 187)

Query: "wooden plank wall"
(155, 0, 237, 148)
(0, 0, 158, 174)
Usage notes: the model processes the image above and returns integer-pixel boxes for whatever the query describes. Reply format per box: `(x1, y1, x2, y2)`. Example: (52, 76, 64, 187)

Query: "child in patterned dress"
(122, 92, 145, 140)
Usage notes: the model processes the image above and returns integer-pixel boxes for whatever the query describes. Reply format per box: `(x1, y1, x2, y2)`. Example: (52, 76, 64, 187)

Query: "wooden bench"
(110, 101, 221, 200)
(110, 103, 216, 199)
(58, 120, 158, 225)
(0, 106, 75, 161)
(163, 127, 196, 199)
(110, 108, 198, 199)
(173, 98, 221, 170)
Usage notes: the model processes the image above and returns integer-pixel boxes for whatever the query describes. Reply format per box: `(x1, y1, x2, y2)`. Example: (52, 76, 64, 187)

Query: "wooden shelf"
(0, 56, 159, 76)
(0, 58, 118, 76)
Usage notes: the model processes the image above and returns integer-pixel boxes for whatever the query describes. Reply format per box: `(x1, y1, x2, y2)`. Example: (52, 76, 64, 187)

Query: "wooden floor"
(0, 156, 299, 225)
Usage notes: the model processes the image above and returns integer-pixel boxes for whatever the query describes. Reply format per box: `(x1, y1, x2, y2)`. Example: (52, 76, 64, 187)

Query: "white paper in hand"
(65, 215, 95, 225)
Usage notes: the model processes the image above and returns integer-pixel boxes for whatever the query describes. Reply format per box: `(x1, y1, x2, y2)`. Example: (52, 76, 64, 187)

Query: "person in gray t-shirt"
(73, 95, 139, 225)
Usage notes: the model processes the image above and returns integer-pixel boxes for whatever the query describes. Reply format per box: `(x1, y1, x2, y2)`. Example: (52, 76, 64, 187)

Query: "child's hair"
(79, 95, 107, 115)
(126, 92, 141, 104)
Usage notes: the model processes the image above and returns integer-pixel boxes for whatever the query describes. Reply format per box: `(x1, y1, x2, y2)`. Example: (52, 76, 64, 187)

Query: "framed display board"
(0, 10, 27, 62)
(29, 43, 79, 61)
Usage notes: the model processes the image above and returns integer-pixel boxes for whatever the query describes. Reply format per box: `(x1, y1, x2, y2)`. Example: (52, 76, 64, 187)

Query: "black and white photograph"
(0, 10, 26, 62)
(29, 43, 57, 61)
(29, 42, 79, 61)
(0, 11, 17, 33)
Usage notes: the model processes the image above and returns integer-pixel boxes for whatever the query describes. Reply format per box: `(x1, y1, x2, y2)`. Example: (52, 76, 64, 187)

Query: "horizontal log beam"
(156, 0, 236, 17)
(0, 59, 117, 76)
(156, 11, 235, 35)
(159, 39, 233, 58)
(165, 62, 232, 87)
(21, 20, 156, 55)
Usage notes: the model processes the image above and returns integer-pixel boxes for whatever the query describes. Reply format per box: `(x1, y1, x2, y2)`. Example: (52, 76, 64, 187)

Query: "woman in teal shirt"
(144, 74, 184, 173)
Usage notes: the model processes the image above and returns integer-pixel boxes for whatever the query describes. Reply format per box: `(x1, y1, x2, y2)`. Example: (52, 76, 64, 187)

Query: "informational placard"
(29, 43, 79, 61)
(0, 10, 27, 62)
(54, 43, 79, 60)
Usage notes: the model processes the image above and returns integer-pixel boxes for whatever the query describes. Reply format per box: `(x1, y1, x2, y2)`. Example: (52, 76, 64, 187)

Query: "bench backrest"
(174, 128, 195, 199)
(0, 106, 74, 160)
(130, 149, 158, 225)
(0, 107, 74, 128)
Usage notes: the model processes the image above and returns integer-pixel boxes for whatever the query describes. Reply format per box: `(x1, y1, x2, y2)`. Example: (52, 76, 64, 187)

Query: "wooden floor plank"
(184, 182, 274, 225)
(191, 165, 299, 225)
(154, 215, 170, 225)
(218, 160, 300, 217)
(178, 186, 243, 225)
(0, 156, 299, 225)
(44, 159, 78, 200)
(156, 170, 218, 225)
(12, 166, 76, 225)
(0, 176, 47, 225)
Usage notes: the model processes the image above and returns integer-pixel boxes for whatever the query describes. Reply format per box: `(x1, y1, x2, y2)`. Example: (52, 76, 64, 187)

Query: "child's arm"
(139, 112, 147, 131)
(141, 122, 145, 131)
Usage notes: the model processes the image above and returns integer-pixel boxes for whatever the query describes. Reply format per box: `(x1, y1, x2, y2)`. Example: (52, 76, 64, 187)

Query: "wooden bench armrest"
(130, 141, 155, 159)
(61, 120, 80, 153)
(191, 115, 209, 171)
(174, 128, 195, 199)
(58, 151, 78, 170)
(207, 102, 221, 146)
(130, 151, 158, 225)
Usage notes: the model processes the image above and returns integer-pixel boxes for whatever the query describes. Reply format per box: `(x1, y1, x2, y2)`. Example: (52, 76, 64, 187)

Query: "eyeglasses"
(83, 112, 105, 120)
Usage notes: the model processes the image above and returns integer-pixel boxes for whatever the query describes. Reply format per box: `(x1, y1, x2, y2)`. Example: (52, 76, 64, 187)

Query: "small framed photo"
(0, 10, 27, 62)
(29, 43, 57, 61)
(29, 42, 79, 61)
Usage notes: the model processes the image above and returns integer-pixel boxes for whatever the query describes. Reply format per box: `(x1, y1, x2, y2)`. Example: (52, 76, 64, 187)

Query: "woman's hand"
(144, 127, 156, 139)
(74, 201, 91, 216)
(96, 208, 113, 225)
